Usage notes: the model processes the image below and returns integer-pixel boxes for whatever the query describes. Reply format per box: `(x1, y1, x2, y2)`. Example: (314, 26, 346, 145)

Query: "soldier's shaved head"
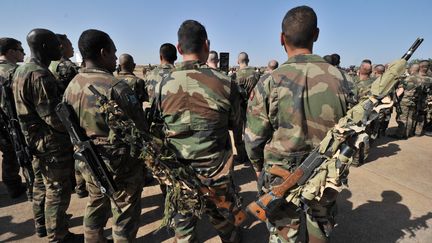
(177, 20, 208, 55)
(282, 6, 318, 49)
(409, 63, 419, 75)
(419, 60, 430, 75)
(374, 64, 385, 77)
(267, 59, 279, 71)
(27, 28, 61, 66)
(359, 62, 372, 76)
(119, 53, 135, 73)
(237, 52, 249, 65)
(207, 50, 219, 69)
(0, 38, 21, 55)
(160, 43, 177, 64)
(56, 34, 74, 59)
(79, 29, 117, 73)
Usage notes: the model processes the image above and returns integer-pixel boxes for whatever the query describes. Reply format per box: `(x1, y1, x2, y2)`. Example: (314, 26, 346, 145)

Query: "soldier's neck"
(285, 44, 313, 58)
(182, 53, 206, 63)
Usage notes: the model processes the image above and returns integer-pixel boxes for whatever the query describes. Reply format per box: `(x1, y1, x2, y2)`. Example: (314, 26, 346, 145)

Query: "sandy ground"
(0, 121, 431, 242)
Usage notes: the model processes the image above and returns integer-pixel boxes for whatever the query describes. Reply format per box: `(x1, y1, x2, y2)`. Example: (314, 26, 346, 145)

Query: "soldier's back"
(159, 60, 237, 175)
(13, 60, 70, 157)
(64, 67, 117, 139)
(144, 63, 174, 101)
(248, 54, 347, 168)
(117, 71, 148, 103)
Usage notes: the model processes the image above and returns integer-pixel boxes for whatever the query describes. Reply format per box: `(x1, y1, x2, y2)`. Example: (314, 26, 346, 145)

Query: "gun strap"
(295, 204, 309, 243)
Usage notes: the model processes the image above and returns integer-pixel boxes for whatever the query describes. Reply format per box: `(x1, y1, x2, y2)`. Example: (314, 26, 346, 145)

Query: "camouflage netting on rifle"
(97, 98, 206, 228)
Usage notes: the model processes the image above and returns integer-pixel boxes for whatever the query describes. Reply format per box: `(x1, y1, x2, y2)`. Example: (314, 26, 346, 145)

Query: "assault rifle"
(247, 38, 424, 223)
(55, 101, 122, 212)
(0, 76, 34, 201)
(88, 84, 247, 228)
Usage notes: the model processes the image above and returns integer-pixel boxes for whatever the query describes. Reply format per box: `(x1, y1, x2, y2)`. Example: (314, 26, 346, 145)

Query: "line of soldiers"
(0, 5, 430, 243)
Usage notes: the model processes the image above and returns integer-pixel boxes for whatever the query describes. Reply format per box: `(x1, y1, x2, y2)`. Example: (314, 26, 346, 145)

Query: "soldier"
(143, 43, 177, 102)
(0, 37, 27, 199)
(49, 34, 80, 93)
(266, 59, 278, 73)
(392, 60, 431, 138)
(155, 20, 243, 243)
(63, 29, 144, 242)
(245, 6, 347, 242)
(12, 28, 79, 241)
(48, 34, 88, 199)
(329, 53, 358, 108)
(231, 52, 260, 164)
(117, 53, 148, 103)
(234, 52, 260, 97)
(355, 62, 374, 98)
(206, 50, 219, 69)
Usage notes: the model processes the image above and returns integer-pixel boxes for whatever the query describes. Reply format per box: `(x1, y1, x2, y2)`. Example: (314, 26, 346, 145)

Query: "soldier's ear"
(313, 27, 319, 42)
(177, 43, 183, 55)
(280, 32, 285, 46)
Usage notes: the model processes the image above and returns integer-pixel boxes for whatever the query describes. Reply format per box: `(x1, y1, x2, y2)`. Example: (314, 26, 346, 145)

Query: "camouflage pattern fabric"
(395, 74, 431, 137)
(117, 70, 149, 103)
(231, 66, 260, 163)
(143, 63, 175, 102)
(355, 77, 375, 99)
(49, 57, 79, 94)
(233, 66, 260, 98)
(0, 60, 23, 194)
(339, 68, 359, 108)
(49, 58, 86, 196)
(245, 54, 347, 242)
(63, 67, 143, 242)
(156, 60, 243, 242)
(173, 177, 240, 243)
(12, 58, 74, 242)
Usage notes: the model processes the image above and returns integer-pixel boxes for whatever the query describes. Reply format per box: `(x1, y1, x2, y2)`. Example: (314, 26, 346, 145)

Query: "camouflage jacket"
(117, 70, 148, 103)
(156, 60, 243, 176)
(233, 66, 260, 98)
(355, 76, 375, 99)
(13, 58, 72, 158)
(49, 57, 79, 94)
(245, 54, 347, 172)
(144, 63, 175, 102)
(399, 74, 432, 108)
(338, 67, 359, 107)
(0, 60, 18, 118)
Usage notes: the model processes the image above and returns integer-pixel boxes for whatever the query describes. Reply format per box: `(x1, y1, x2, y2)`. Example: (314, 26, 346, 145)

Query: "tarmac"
(0, 123, 431, 242)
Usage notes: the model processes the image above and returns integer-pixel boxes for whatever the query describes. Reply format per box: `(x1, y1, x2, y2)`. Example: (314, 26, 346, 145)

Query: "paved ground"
(1, 123, 431, 242)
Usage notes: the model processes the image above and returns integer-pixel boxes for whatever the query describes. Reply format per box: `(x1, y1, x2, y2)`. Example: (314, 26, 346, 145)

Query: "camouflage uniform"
(49, 57, 87, 197)
(13, 58, 74, 242)
(49, 57, 79, 93)
(0, 60, 23, 196)
(143, 63, 175, 102)
(64, 67, 143, 242)
(156, 60, 243, 243)
(395, 74, 431, 138)
(355, 77, 375, 99)
(232, 66, 260, 163)
(117, 70, 148, 103)
(245, 54, 347, 242)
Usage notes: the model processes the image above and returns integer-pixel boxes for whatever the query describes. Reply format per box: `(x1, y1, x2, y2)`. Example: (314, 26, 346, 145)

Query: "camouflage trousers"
(233, 103, 248, 163)
(31, 154, 74, 242)
(395, 105, 426, 138)
(173, 175, 241, 243)
(78, 152, 143, 243)
(0, 133, 22, 194)
(73, 160, 87, 195)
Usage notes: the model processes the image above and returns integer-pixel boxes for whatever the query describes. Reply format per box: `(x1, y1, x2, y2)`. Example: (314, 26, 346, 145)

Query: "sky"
(2, 0, 432, 67)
